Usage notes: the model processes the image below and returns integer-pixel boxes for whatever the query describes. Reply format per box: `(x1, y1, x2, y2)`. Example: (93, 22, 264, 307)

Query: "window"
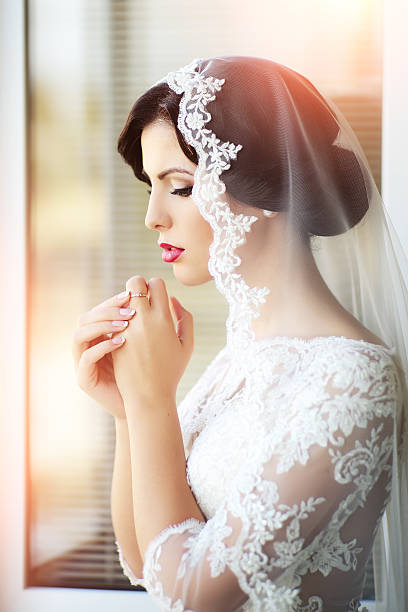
(3, 0, 402, 610)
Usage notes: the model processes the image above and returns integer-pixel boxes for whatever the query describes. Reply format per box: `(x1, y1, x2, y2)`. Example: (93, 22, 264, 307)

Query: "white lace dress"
(115, 335, 403, 612)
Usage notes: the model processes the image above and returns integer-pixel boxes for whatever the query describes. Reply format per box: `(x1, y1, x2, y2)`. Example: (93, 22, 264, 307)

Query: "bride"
(72, 56, 408, 611)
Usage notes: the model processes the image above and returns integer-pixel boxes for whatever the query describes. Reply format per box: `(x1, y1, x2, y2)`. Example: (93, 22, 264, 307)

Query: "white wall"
(382, 0, 408, 253)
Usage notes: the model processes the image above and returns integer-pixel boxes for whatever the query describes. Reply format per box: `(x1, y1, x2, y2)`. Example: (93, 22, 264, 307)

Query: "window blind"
(27, 0, 383, 598)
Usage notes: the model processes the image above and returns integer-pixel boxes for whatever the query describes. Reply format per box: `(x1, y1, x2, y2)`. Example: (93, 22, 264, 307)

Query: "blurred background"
(4, 0, 390, 601)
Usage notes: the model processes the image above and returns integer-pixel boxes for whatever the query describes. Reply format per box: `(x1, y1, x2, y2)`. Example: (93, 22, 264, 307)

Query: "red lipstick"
(159, 242, 185, 263)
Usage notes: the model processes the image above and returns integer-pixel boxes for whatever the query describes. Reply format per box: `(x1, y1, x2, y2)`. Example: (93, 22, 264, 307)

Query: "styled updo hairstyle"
(117, 56, 371, 244)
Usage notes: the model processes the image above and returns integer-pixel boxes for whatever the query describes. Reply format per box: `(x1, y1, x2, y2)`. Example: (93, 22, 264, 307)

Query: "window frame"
(0, 1, 158, 610)
(1, 0, 406, 609)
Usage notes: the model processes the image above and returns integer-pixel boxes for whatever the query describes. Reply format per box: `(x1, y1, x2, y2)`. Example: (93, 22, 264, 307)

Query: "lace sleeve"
(115, 539, 145, 588)
(117, 348, 401, 611)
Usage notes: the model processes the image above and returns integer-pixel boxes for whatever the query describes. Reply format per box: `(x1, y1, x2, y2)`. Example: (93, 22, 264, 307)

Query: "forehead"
(141, 121, 182, 164)
(141, 119, 177, 146)
(141, 120, 197, 179)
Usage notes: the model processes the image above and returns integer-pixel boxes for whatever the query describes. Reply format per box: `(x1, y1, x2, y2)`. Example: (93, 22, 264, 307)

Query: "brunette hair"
(117, 57, 370, 242)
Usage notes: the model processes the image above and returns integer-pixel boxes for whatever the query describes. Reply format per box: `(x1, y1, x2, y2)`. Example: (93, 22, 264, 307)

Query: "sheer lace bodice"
(116, 335, 403, 611)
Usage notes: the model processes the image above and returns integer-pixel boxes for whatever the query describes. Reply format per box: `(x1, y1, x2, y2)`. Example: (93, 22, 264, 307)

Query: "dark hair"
(117, 82, 198, 181)
(117, 57, 370, 242)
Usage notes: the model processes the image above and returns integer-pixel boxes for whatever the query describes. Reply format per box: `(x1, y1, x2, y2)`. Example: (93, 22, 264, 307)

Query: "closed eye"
(171, 186, 193, 197)
(146, 186, 193, 197)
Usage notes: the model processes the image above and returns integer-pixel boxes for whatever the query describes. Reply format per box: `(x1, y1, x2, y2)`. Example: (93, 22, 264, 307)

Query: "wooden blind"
(27, 0, 383, 598)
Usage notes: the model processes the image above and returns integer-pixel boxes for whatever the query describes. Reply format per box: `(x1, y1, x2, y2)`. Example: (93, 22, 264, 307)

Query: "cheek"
(180, 199, 213, 261)
(199, 221, 213, 248)
(189, 211, 213, 247)
(174, 210, 213, 286)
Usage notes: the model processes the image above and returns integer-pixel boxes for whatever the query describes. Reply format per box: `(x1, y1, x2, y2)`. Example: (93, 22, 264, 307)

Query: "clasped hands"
(111, 276, 194, 408)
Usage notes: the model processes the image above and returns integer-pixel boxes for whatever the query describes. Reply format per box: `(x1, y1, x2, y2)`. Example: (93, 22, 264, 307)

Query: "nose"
(144, 192, 172, 231)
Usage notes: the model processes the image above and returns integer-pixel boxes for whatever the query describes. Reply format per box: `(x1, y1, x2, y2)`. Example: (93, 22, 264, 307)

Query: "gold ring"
(130, 292, 148, 298)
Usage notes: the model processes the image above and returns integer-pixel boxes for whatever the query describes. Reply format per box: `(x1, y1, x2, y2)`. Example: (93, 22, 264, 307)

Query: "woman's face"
(141, 119, 213, 286)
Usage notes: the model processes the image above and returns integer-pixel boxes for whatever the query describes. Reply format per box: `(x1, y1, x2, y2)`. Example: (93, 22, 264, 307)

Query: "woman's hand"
(111, 276, 194, 407)
(72, 290, 137, 419)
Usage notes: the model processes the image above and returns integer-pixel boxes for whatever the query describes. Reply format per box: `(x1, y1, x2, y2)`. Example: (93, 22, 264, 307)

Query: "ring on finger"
(130, 292, 148, 298)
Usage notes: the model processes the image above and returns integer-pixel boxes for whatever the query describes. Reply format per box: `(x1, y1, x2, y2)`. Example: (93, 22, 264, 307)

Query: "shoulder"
(255, 335, 400, 401)
(332, 318, 389, 349)
(262, 336, 401, 431)
(304, 337, 401, 403)
(292, 339, 402, 448)
(264, 338, 401, 473)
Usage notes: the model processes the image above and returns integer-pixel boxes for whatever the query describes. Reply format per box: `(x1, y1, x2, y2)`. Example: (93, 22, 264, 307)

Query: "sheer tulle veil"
(146, 56, 408, 609)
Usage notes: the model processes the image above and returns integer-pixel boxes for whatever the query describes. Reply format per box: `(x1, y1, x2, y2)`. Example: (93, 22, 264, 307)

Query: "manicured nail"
(117, 290, 130, 300)
(120, 308, 135, 315)
(112, 336, 125, 344)
(112, 320, 128, 327)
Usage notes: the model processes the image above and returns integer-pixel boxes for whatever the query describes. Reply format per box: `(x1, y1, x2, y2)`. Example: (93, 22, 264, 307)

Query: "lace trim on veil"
(161, 58, 270, 352)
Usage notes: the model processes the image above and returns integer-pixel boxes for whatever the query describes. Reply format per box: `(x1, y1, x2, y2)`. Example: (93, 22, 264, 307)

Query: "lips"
(159, 242, 185, 263)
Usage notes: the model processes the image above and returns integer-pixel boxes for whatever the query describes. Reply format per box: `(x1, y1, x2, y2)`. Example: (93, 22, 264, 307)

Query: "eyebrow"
(141, 167, 194, 181)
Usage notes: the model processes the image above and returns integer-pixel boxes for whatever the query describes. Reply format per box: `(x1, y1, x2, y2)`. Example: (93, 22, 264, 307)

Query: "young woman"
(72, 56, 408, 611)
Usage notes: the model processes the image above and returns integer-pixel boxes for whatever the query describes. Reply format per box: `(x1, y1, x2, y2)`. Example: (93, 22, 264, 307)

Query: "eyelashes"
(146, 186, 193, 197)
(172, 186, 193, 197)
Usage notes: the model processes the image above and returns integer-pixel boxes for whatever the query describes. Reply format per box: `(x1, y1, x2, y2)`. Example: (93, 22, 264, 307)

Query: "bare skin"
(72, 289, 143, 575)
(229, 199, 388, 349)
(250, 231, 388, 348)
(72, 289, 137, 420)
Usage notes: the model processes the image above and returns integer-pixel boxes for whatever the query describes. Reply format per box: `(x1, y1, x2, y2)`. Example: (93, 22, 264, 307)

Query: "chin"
(173, 265, 213, 286)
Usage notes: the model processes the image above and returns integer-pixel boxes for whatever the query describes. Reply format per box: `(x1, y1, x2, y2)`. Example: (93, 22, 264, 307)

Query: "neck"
(233, 212, 353, 341)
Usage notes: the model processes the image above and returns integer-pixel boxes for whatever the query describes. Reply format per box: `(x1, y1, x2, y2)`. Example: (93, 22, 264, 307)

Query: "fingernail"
(112, 320, 128, 327)
(112, 336, 125, 344)
(117, 290, 130, 300)
(120, 308, 135, 315)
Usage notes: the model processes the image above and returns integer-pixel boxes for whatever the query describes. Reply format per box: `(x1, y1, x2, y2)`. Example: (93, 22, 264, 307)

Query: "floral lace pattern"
(115, 537, 145, 588)
(117, 336, 402, 611)
(163, 58, 270, 353)
(348, 598, 369, 612)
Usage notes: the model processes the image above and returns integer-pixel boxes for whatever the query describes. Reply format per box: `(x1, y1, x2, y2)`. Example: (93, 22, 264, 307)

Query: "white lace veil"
(131, 55, 408, 609)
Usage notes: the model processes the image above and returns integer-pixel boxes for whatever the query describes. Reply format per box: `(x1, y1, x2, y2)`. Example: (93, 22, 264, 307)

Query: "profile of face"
(141, 120, 214, 286)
